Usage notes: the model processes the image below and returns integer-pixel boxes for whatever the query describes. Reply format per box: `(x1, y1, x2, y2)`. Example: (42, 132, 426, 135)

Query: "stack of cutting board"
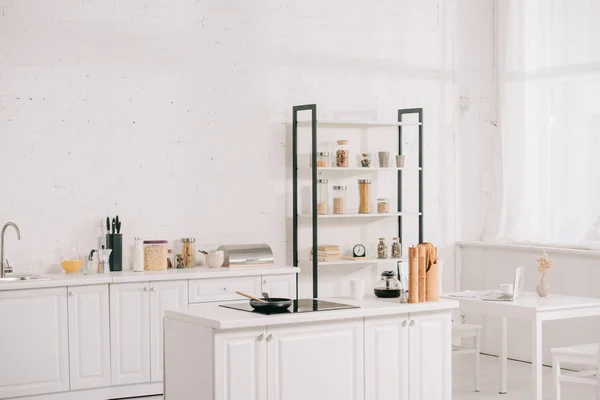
(310, 245, 341, 262)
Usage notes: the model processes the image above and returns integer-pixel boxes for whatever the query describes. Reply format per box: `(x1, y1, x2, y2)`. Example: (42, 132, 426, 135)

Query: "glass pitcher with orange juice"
(59, 241, 83, 273)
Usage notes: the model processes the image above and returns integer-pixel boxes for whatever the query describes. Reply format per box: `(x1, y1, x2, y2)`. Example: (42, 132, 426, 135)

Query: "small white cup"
(349, 279, 366, 300)
(396, 155, 406, 168)
(500, 283, 514, 295)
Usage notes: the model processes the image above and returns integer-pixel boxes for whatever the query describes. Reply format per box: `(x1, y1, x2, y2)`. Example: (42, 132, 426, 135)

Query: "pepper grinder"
(97, 246, 112, 274)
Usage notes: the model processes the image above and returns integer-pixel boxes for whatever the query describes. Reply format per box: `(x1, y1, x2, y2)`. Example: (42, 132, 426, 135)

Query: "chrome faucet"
(1, 222, 21, 278)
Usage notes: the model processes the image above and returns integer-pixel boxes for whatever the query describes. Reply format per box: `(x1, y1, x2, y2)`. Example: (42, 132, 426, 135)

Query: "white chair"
(551, 343, 600, 399)
(452, 321, 481, 392)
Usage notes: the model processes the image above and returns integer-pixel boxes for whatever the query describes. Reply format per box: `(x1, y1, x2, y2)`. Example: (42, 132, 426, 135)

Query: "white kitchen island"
(164, 297, 458, 400)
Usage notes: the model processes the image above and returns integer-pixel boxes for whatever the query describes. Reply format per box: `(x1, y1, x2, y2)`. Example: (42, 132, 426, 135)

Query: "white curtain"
(486, 0, 600, 248)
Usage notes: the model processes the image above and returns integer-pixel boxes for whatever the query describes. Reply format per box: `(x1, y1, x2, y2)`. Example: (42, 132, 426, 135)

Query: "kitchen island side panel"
(164, 317, 214, 400)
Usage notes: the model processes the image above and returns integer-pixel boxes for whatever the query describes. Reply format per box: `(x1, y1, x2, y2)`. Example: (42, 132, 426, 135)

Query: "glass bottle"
(360, 153, 371, 168)
(336, 140, 349, 167)
(317, 179, 329, 215)
(181, 238, 196, 268)
(391, 237, 402, 258)
(333, 185, 347, 214)
(358, 179, 371, 213)
(377, 238, 388, 259)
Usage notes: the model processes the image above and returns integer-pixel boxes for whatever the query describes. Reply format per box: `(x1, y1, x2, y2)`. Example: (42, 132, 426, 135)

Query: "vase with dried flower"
(536, 250, 552, 297)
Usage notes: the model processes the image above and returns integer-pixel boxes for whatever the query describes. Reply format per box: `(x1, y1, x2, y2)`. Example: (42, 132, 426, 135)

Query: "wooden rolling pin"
(417, 244, 427, 302)
(408, 247, 419, 303)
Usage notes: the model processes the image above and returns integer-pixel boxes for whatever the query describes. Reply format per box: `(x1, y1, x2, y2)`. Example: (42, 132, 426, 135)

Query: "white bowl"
(205, 251, 225, 268)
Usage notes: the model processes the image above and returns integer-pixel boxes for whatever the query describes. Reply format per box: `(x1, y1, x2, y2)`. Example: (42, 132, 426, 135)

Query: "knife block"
(106, 234, 122, 272)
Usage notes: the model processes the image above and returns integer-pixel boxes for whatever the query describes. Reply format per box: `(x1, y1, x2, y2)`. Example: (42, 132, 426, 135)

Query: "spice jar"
(360, 153, 371, 168)
(316, 152, 329, 168)
(181, 238, 196, 268)
(333, 185, 347, 214)
(143, 240, 168, 270)
(167, 249, 174, 269)
(391, 237, 402, 258)
(377, 238, 388, 259)
(377, 198, 390, 213)
(336, 140, 349, 167)
(317, 179, 329, 215)
(358, 179, 371, 213)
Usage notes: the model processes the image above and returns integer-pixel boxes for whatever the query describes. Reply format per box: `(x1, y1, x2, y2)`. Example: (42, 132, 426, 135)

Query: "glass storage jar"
(181, 238, 196, 268)
(358, 179, 371, 213)
(377, 198, 390, 213)
(377, 238, 388, 259)
(316, 152, 329, 168)
(336, 140, 349, 167)
(391, 237, 402, 258)
(317, 179, 329, 215)
(360, 153, 371, 168)
(143, 240, 168, 270)
(333, 185, 347, 214)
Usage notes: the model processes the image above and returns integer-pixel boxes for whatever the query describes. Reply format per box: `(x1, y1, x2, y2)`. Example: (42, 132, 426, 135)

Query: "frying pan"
(236, 291, 292, 312)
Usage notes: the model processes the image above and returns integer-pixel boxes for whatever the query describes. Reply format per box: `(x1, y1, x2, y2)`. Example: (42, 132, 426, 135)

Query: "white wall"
(460, 242, 600, 365)
(0, 0, 494, 297)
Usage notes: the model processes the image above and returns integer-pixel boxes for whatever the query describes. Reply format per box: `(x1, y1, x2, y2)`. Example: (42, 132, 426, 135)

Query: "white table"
(444, 292, 600, 400)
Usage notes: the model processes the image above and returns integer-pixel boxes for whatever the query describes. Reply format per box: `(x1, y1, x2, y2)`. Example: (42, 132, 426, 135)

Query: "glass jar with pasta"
(336, 140, 349, 167)
(180, 238, 196, 268)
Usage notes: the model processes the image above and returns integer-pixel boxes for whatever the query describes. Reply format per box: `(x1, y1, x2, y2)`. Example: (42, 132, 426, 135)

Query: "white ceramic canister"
(133, 237, 144, 272)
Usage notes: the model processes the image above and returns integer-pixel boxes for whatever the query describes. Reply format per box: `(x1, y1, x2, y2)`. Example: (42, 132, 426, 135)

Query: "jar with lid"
(360, 153, 371, 168)
(314, 152, 329, 168)
(181, 238, 195, 268)
(377, 238, 388, 259)
(358, 179, 372, 213)
(333, 185, 347, 214)
(377, 198, 390, 213)
(336, 140, 349, 167)
(317, 179, 329, 215)
(143, 240, 168, 270)
(391, 237, 402, 258)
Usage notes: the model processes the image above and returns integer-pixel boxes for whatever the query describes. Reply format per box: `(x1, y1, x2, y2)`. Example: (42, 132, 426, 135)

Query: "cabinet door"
(364, 315, 410, 400)
(150, 280, 188, 382)
(409, 312, 452, 400)
(0, 287, 69, 398)
(267, 320, 363, 400)
(214, 328, 267, 400)
(110, 282, 151, 385)
(68, 284, 111, 390)
(261, 274, 296, 298)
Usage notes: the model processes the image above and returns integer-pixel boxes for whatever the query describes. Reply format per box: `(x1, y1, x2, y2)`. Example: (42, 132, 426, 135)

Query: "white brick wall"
(0, 0, 494, 297)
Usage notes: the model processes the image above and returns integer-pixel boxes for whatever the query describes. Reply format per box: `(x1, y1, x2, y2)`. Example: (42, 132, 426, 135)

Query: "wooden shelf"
(297, 120, 421, 128)
(300, 257, 408, 267)
(299, 212, 420, 219)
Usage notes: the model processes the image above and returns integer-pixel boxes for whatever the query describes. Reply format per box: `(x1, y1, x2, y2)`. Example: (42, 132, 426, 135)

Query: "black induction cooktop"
(220, 299, 359, 315)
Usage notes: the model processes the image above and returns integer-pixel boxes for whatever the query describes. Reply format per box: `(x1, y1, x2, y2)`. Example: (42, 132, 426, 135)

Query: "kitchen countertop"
(0, 266, 299, 291)
(166, 297, 459, 330)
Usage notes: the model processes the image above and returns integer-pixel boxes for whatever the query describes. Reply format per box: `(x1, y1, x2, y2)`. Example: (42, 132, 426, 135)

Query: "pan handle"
(236, 291, 267, 303)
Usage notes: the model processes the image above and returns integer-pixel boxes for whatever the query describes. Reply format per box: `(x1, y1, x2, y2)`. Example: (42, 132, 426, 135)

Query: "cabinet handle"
(222, 287, 228, 291)
(266, 333, 273, 341)
(143, 287, 148, 292)
(410, 320, 415, 327)
(68, 292, 75, 297)
(258, 333, 265, 341)
(150, 287, 156, 292)
(402, 320, 408, 327)
(263, 279, 268, 284)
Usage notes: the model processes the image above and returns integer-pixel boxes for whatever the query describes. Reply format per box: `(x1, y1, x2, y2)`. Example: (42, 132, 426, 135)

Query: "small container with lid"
(358, 179, 372, 213)
(391, 237, 402, 258)
(181, 238, 196, 268)
(314, 152, 329, 168)
(144, 240, 168, 270)
(377, 198, 390, 213)
(360, 153, 371, 168)
(333, 185, 347, 214)
(336, 140, 349, 167)
(377, 238, 388, 259)
(317, 179, 329, 215)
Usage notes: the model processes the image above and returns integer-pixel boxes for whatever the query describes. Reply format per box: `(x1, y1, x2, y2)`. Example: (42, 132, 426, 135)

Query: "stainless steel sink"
(0, 275, 53, 282)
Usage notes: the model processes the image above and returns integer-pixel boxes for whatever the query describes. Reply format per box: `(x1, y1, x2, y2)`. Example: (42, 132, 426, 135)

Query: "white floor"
(134, 355, 595, 400)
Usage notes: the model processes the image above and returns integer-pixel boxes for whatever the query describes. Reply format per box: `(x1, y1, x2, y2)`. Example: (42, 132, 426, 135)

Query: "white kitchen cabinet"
(261, 274, 296, 298)
(68, 284, 111, 390)
(267, 320, 364, 400)
(150, 280, 188, 382)
(364, 315, 410, 400)
(409, 312, 451, 400)
(0, 287, 69, 399)
(110, 282, 151, 385)
(214, 328, 267, 400)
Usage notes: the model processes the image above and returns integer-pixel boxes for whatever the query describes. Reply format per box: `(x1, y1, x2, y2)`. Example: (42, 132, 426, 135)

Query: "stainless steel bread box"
(216, 244, 274, 267)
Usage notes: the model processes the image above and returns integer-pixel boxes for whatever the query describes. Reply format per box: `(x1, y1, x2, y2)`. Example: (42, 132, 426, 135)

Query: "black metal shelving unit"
(292, 104, 423, 298)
